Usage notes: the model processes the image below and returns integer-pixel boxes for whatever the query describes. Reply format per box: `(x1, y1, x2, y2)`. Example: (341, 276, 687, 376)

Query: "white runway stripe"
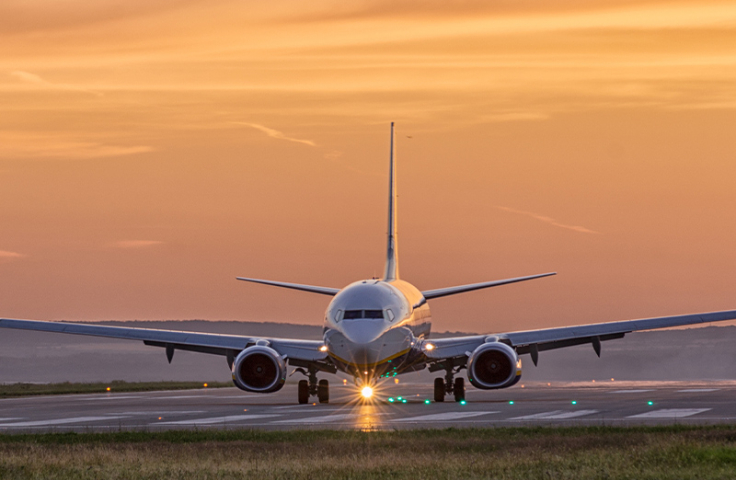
(109, 411, 207, 416)
(155, 414, 281, 425)
(0, 416, 128, 427)
(272, 413, 391, 424)
(510, 410, 599, 420)
(677, 389, 719, 393)
(391, 411, 497, 422)
(156, 414, 280, 425)
(628, 408, 711, 419)
(611, 390, 654, 394)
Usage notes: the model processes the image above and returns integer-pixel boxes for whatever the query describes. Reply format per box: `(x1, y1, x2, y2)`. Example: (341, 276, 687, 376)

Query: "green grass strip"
(0, 380, 231, 398)
(2, 425, 736, 479)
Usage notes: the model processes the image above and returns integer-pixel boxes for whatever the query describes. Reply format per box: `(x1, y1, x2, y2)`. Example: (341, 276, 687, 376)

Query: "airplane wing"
(424, 309, 736, 363)
(0, 318, 327, 362)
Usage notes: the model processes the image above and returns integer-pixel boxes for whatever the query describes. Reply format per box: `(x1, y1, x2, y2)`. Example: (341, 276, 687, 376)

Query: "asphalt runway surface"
(1, 380, 735, 433)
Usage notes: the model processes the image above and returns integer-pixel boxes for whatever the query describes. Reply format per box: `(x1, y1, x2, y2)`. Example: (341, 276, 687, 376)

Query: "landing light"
(319, 345, 328, 352)
(361, 386, 374, 399)
(425, 343, 435, 351)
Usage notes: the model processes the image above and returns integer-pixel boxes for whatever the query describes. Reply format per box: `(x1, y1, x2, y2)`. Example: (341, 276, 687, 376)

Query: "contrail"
(496, 206, 600, 234)
(235, 123, 316, 147)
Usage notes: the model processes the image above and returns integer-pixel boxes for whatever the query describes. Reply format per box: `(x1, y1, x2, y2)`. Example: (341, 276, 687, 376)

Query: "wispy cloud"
(234, 123, 316, 146)
(0, 250, 27, 261)
(111, 240, 164, 249)
(497, 206, 600, 234)
(481, 112, 550, 123)
(0, 132, 154, 160)
(10, 70, 103, 97)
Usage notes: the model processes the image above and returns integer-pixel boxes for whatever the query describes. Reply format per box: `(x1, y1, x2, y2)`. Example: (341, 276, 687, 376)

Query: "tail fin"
(383, 122, 399, 281)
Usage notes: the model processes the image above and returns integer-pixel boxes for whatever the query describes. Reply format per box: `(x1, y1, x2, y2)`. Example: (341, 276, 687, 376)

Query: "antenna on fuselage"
(383, 122, 399, 281)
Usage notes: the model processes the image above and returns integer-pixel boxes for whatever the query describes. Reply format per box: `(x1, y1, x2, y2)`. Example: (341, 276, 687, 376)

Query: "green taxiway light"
(509, 400, 514, 405)
(397, 396, 403, 401)
(388, 397, 395, 403)
(648, 401, 654, 406)
(424, 399, 431, 405)
(460, 400, 467, 405)
(402, 399, 407, 403)
(571, 401, 577, 405)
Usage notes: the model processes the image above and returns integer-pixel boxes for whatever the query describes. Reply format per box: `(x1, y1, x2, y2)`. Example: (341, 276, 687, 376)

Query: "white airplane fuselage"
(322, 279, 431, 383)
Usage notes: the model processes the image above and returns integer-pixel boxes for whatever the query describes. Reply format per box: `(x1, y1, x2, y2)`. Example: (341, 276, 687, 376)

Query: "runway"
(1, 381, 735, 433)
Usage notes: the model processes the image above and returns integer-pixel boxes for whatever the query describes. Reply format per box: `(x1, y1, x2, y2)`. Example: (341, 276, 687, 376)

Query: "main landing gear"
(295, 366, 329, 404)
(433, 367, 465, 403)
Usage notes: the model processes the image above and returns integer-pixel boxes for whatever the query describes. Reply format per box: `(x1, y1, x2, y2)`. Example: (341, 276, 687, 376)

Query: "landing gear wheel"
(454, 378, 465, 403)
(298, 380, 309, 404)
(434, 378, 445, 402)
(318, 379, 330, 404)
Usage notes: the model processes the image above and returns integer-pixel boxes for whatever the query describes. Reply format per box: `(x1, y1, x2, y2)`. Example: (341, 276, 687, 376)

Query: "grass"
(0, 380, 232, 398)
(1, 426, 736, 478)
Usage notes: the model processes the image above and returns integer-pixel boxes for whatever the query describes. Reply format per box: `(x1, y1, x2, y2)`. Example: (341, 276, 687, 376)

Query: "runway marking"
(611, 390, 654, 394)
(628, 408, 711, 419)
(391, 411, 497, 422)
(272, 413, 391, 424)
(0, 416, 129, 427)
(155, 414, 281, 425)
(82, 396, 138, 401)
(677, 389, 719, 393)
(510, 410, 599, 420)
(108, 411, 207, 416)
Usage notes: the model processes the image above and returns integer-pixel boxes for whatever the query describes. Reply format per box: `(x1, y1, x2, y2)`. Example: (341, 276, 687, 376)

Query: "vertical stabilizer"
(383, 122, 399, 281)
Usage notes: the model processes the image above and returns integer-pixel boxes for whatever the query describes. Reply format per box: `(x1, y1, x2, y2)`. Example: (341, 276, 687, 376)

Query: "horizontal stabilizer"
(421, 272, 556, 300)
(236, 277, 340, 296)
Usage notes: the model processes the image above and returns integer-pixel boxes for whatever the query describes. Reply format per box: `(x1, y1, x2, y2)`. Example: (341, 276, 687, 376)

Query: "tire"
(318, 379, 329, 404)
(454, 377, 465, 402)
(434, 378, 445, 402)
(298, 380, 309, 404)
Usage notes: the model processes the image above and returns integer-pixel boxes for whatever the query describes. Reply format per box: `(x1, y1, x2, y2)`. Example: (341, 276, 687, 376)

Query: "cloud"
(111, 240, 164, 249)
(0, 132, 154, 160)
(497, 206, 600, 234)
(234, 123, 317, 146)
(0, 250, 27, 262)
(481, 112, 550, 123)
(10, 70, 103, 97)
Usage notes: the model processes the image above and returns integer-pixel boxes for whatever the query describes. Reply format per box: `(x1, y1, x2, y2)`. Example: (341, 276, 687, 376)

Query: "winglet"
(383, 122, 399, 281)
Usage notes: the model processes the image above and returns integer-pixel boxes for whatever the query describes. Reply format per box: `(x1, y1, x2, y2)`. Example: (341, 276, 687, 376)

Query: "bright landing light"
(361, 386, 374, 399)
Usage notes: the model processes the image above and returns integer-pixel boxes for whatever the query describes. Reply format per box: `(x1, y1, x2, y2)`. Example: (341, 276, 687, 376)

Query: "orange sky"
(1, 0, 735, 334)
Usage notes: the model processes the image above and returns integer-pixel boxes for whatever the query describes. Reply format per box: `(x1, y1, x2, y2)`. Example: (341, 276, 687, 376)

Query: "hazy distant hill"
(1, 320, 735, 384)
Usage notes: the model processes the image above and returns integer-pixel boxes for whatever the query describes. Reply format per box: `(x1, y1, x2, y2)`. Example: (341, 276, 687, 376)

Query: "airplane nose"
(340, 320, 384, 344)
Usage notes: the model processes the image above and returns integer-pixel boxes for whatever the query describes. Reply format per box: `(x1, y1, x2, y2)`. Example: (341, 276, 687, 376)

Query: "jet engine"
(467, 342, 521, 389)
(231, 346, 286, 393)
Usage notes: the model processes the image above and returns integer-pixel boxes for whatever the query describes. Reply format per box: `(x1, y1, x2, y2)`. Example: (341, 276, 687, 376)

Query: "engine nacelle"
(231, 346, 286, 393)
(467, 342, 521, 390)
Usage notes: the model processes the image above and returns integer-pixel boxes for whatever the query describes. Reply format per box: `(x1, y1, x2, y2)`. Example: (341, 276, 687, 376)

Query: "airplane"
(2, 122, 736, 405)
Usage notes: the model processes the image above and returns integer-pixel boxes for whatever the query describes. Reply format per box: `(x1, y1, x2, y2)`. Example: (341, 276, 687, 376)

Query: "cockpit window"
(343, 309, 385, 320)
